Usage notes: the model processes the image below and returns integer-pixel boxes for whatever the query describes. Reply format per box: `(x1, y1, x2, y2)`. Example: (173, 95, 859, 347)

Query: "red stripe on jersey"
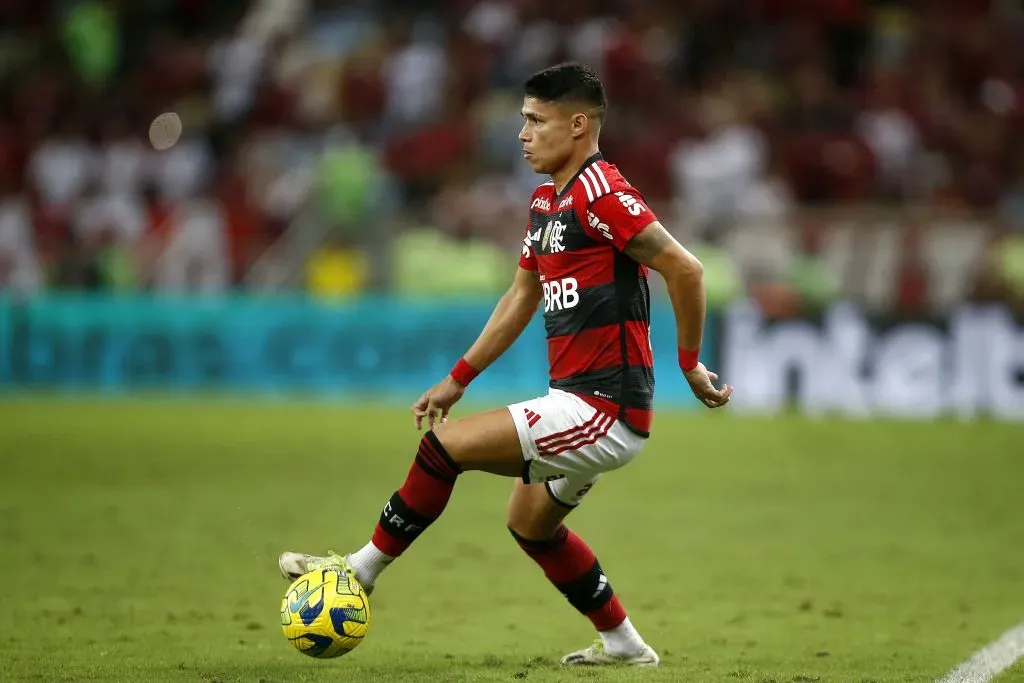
(623, 320, 654, 368)
(535, 246, 613, 289)
(548, 323, 653, 380)
(574, 394, 653, 434)
(548, 325, 618, 380)
(622, 407, 652, 433)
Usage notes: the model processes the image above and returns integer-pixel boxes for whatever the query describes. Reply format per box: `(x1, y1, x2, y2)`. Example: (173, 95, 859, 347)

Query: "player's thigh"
(431, 407, 524, 477)
(506, 478, 577, 540)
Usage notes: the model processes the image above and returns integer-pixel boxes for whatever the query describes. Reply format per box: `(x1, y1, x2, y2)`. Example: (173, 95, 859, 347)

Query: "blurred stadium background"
(0, 0, 1021, 413)
(2, 1, 1024, 681)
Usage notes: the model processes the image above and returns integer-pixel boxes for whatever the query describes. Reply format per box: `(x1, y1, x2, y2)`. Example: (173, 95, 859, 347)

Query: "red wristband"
(450, 358, 480, 386)
(678, 347, 700, 372)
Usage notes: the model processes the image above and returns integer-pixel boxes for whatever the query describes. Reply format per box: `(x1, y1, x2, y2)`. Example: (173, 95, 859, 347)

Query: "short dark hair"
(523, 62, 607, 121)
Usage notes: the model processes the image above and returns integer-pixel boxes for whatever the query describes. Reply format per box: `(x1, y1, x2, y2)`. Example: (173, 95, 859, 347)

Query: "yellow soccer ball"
(280, 567, 371, 658)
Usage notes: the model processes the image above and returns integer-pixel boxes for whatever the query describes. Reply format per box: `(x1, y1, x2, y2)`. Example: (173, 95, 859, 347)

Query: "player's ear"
(571, 112, 589, 139)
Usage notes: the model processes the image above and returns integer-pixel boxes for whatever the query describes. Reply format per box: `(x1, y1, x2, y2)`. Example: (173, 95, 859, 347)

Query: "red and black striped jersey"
(519, 153, 656, 436)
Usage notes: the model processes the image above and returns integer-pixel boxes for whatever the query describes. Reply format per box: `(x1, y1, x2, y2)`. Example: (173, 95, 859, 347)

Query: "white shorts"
(507, 388, 648, 507)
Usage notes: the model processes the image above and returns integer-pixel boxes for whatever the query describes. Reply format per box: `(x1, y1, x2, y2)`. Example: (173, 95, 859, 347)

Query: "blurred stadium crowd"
(0, 0, 1022, 315)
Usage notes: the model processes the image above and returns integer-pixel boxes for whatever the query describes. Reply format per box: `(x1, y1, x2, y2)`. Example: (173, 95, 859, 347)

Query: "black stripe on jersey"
(550, 366, 655, 410)
(543, 282, 647, 339)
(529, 212, 599, 254)
(632, 270, 651, 323)
(630, 361, 655, 410)
(614, 251, 651, 421)
(536, 216, 598, 253)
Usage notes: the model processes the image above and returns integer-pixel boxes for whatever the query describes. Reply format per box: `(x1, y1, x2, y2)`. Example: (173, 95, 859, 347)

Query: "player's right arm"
(412, 266, 542, 429)
(459, 266, 543, 375)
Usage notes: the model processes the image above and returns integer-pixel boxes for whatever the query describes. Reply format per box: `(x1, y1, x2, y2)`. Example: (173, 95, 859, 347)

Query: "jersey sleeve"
(518, 219, 537, 271)
(584, 188, 658, 252)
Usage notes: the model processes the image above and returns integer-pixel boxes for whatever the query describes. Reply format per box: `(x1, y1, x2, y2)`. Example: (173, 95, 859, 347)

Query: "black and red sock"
(511, 524, 628, 631)
(370, 431, 461, 557)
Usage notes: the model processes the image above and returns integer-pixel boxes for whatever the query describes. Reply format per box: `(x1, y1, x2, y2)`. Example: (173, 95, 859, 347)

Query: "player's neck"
(551, 144, 601, 194)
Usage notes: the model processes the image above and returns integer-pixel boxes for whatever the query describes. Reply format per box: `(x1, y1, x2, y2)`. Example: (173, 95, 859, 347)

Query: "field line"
(938, 621, 1024, 683)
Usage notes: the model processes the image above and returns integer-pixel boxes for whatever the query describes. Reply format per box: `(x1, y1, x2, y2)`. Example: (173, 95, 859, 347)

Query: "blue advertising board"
(0, 294, 716, 408)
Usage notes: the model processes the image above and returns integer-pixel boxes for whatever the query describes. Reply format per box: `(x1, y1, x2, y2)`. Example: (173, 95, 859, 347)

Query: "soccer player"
(280, 62, 732, 667)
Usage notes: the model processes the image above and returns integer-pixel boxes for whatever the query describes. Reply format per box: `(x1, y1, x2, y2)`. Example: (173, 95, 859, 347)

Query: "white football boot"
(560, 640, 660, 667)
(278, 550, 374, 595)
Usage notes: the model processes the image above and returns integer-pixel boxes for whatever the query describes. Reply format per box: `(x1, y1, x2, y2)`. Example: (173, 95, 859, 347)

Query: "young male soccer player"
(280, 62, 733, 666)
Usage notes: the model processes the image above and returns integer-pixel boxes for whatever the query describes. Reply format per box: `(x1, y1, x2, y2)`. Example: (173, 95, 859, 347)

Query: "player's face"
(519, 97, 575, 175)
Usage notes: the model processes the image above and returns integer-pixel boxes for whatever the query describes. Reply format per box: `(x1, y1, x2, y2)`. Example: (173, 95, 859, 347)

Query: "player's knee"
(426, 423, 470, 469)
(416, 430, 463, 480)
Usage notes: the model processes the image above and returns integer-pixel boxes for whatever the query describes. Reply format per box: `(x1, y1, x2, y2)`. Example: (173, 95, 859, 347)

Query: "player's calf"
(509, 524, 652, 661)
(507, 478, 573, 540)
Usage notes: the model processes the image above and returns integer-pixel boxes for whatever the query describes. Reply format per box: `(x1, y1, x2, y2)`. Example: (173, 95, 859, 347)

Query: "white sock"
(599, 617, 646, 656)
(346, 541, 393, 588)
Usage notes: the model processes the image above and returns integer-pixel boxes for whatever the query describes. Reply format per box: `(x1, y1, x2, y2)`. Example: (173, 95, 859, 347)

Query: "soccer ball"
(280, 566, 371, 658)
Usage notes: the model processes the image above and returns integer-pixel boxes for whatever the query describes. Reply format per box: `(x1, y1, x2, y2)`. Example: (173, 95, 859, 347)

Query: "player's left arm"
(623, 221, 705, 355)
(625, 221, 732, 408)
(587, 188, 731, 408)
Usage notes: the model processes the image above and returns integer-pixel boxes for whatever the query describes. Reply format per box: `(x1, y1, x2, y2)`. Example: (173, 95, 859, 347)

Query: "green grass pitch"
(1, 398, 1023, 683)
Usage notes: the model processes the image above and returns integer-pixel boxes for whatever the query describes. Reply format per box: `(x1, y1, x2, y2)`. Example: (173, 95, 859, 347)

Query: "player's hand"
(683, 363, 732, 409)
(412, 376, 466, 430)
